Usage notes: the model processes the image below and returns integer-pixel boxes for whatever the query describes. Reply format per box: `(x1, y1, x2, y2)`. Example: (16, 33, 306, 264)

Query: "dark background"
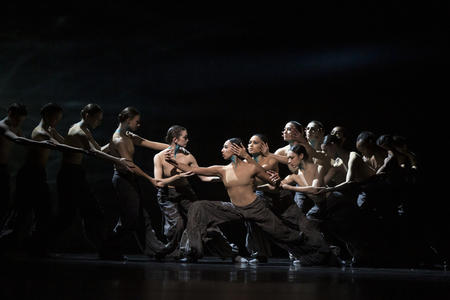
(1, 4, 448, 255)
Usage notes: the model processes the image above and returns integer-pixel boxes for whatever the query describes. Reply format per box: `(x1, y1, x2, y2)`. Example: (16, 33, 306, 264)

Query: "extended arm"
(114, 138, 161, 187)
(126, 131, 169, 151)
(165, 151, 223, 177)
(189, 155, 220, 182)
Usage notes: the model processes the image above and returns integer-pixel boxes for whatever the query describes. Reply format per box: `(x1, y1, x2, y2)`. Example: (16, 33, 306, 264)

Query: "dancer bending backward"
(165, 138, 328, 265)
(154, 125, 239, 260)
(106, 107, 169, 260)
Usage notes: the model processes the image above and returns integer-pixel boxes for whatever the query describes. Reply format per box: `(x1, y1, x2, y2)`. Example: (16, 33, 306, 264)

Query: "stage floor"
(1, 253, 449, 300)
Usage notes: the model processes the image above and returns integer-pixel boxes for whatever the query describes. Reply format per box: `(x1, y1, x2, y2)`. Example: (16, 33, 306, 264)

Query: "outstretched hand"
(179, 171, 195, 178)
(230, 143, 249, 160)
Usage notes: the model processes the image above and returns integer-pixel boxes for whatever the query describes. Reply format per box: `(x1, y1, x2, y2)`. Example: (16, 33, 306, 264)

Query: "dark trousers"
(158, 186, 237, 258)
(55, 163, 105, 250)
(245, 190, 273, 259)
(181, 196, 324, 260)
(13, 164, 52, 251)
(107, 170, 165, 256)
(157, 186, 197, 256)
(0, 164, 11, 231)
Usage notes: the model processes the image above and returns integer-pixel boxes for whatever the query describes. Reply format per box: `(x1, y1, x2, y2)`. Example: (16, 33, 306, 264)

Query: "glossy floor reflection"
(1, 254, 449, 300)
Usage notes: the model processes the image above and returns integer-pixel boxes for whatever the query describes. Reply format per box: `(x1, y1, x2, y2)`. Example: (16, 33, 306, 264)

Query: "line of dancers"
(1, 102, 431, 267)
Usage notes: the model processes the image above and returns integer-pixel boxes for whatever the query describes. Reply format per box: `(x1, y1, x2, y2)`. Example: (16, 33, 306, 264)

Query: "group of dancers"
(0, 102, 427, 266)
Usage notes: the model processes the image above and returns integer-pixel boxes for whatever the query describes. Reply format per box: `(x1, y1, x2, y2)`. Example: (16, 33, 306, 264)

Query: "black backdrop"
(1, 6, 448, 255)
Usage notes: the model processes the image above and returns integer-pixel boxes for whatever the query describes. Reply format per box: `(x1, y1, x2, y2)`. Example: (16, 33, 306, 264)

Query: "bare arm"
(1, 125, 48, 147)
(229, 143, 280, 186)
(254, 164, 280, 187)
(267, 153, 289, 165)
(189, 154, 220, 182)
(376, 151, 394, 174)
(101, 143, 110, 153)
(165, 151, 223, 177)
(153, 153, 194, 186)
(114, 138, 161, 187)
(316, 153, 362, 194)
(34, 132, 88, 154)
(126, 131, 169, 151)
(281, 174, 321, 194)
(48, 126, 66, 143)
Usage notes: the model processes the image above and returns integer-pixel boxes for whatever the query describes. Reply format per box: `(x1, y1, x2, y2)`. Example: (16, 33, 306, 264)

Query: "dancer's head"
(118, 107, 140, 131)
(356, 131, 377, 158)
(165, 125, 188, 147)
(81, 103, 103, 129)
(287, 144, 308, 171)
(376, 134, 395, 152)
(282, 121, 303, 142)
(222, 137, 243, 160)
(41, 103, 63, 127)
(306, 120, 325, 148)
(330, 126, 348, 147)
(248, 134, 268, 156)
(7, 103, 27, 127)
(321, 134, 340, 159)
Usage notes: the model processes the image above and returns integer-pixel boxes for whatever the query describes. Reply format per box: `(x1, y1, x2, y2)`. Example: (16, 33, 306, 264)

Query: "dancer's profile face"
(127, 115, 141, 131)
(48, 112, 63, 127)
(88, 112, 103, 129)
(175, 130, 189, 147)
(330, 126, 344, 140)
(248, 135, 262, 154)
(9, 113, 26, 128)
(356, 140, 372, 158)
(221, 140, 233, 160)
(322, 142, 335, 158)
(287, 150, 302, 170)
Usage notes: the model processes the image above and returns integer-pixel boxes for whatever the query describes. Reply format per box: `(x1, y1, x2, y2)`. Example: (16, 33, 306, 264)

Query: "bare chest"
(223, 165, 254, 187)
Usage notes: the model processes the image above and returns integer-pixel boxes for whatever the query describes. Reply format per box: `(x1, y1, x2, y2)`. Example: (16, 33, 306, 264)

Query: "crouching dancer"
(165, 138, 330, 265)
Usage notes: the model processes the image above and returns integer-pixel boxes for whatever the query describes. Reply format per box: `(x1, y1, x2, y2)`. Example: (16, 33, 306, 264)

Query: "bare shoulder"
(267, 156, 278, 167)
(154, 149, 166, 161)
(349, 151, 363, 164)
(112, 134, 125, 145)
(274, 145, 289, 156)
(32, 126, 50, 141)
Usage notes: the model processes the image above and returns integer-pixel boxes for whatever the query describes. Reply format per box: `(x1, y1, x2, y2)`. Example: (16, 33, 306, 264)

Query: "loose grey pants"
(181, 196, 326, 260)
